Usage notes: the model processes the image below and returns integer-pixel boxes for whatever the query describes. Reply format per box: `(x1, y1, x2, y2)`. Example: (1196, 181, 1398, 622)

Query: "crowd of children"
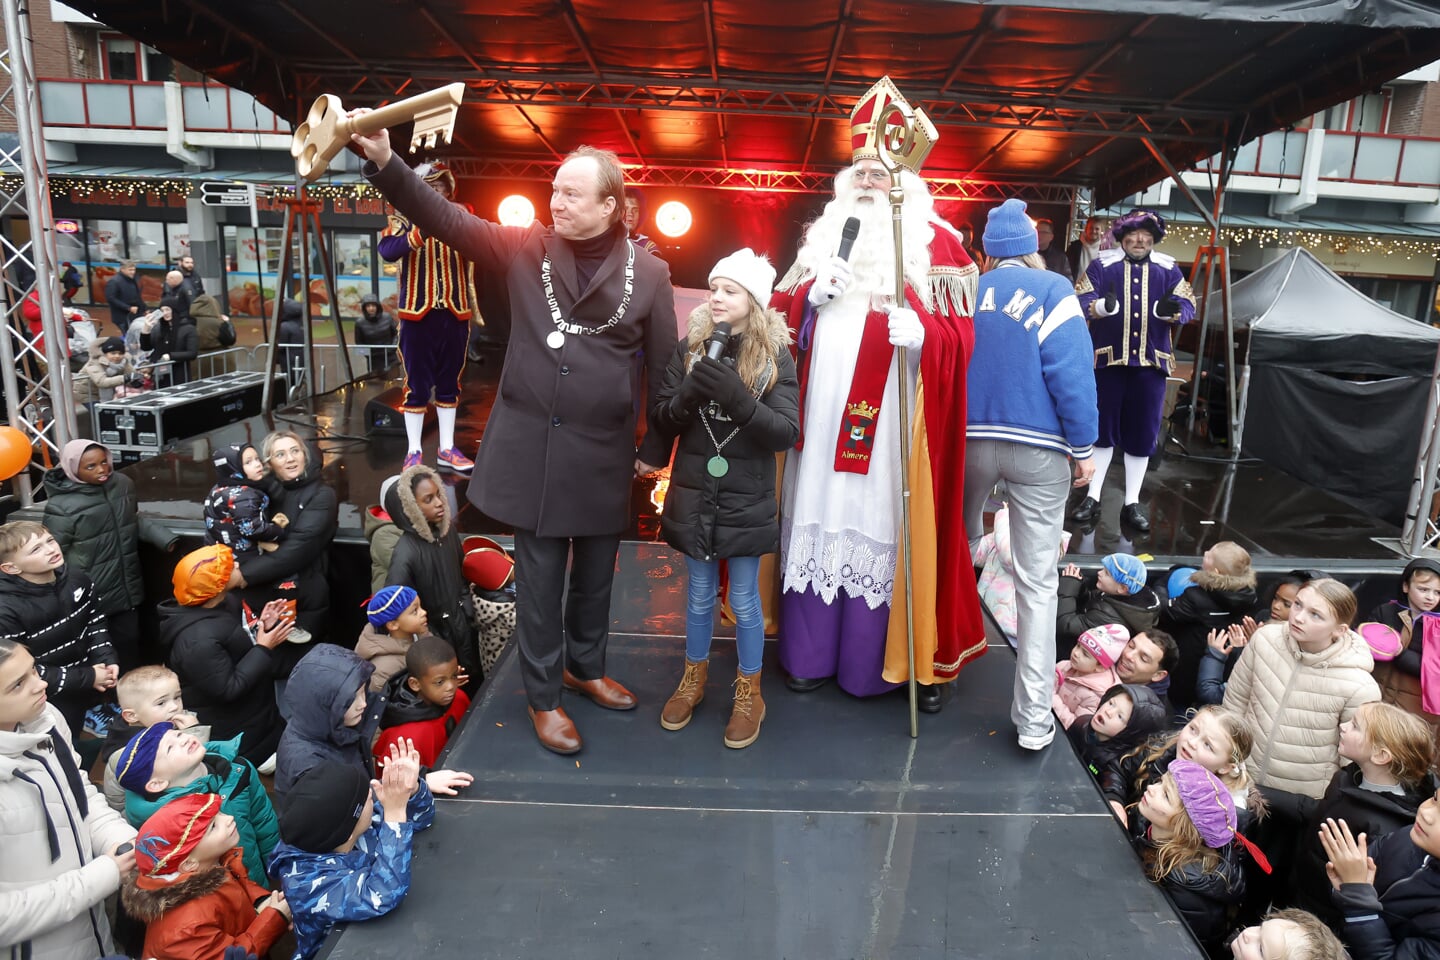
(0, 425, 492, 960)
(1045, 538, 1440, 958)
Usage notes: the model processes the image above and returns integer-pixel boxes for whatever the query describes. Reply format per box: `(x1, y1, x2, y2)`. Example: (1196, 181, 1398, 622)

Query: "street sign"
(200, 182, 252, 207)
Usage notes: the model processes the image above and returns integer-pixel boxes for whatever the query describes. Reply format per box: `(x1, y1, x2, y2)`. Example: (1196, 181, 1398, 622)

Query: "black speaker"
(365, 388, 407, 435)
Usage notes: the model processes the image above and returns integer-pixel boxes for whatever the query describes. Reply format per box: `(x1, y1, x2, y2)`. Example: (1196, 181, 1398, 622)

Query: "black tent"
(1229, 248, 1440, 525)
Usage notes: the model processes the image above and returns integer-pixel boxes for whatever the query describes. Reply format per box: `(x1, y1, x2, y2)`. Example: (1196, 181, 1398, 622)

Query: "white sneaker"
(257, 753, 277, 775)
(1017, 727, 1055, 751)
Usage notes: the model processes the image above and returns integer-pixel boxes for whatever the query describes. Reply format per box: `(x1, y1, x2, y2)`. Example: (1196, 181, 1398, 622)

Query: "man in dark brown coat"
(355, 123, 677, 756)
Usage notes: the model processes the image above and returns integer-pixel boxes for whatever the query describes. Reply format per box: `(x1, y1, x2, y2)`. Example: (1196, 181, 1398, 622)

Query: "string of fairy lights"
(7, 174, 1439, 260)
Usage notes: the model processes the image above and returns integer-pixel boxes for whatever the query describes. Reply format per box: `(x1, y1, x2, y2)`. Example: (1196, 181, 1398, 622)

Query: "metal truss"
(0, 0, 77, 506)
(292, 66, 1222, 144)
(446, 157, 1078, 203)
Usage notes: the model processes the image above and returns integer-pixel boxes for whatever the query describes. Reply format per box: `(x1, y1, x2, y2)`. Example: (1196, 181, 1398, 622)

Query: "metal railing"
(1193, 128, 1440, 188)
(37, 78, 288, 134)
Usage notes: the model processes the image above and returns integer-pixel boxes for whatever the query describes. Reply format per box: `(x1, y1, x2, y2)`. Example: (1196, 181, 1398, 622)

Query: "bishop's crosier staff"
(877, 88, 938, 739)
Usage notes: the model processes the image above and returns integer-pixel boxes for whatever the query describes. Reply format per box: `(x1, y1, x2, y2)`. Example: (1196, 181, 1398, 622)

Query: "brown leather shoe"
(562, 670, 638, 711)
(660, 659, 708, 731)
(723, 668, 766, 749)
(528, 706, 582, 755)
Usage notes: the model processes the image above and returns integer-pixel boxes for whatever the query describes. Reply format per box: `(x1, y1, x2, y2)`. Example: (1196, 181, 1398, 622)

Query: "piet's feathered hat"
(1111, 208, 1166, 242)
(414, 160, 455, 194)
(850, 76, 937, 175)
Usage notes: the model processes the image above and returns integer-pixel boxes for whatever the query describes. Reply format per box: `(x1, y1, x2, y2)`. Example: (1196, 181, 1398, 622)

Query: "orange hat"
(172, 544, 235, 606)
(461, 535, 515, 591)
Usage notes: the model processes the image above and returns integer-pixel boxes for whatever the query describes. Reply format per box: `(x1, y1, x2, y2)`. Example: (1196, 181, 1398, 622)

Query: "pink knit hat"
(1077, 623, 1129, 670)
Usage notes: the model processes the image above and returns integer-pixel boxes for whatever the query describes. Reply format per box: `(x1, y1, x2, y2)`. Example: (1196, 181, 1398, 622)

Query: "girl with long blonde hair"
(650, 249, 799, 750)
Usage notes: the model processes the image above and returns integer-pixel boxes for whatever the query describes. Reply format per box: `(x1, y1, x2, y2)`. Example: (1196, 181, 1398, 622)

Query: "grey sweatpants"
(962, 439, 1073, 739)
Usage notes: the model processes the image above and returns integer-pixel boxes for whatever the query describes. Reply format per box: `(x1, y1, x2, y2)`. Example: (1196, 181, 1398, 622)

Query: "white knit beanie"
(709, 248, 776, 309)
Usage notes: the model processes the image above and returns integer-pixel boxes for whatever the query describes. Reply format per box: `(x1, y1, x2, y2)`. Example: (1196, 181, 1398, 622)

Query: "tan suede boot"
(660, 659, 707, 731)
(723, 668, 766, 749)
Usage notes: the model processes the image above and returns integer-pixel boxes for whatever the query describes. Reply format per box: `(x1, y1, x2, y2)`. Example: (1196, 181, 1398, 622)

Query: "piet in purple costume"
(1071, 209, 1194, 532)
(378, 161, 479, 473)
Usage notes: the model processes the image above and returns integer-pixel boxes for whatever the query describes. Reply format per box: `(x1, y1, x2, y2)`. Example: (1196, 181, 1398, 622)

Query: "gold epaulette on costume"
(1173, 278, 1196, 306)
(775, 260, 812, 295)
(929, 261, 978, 317)
(383, 214, 409, 237)
(1074, 274, 1094, 296)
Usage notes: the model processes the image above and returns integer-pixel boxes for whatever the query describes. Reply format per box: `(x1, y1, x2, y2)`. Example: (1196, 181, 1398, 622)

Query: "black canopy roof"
(1232, 248, 1440, 376)
(62, 0, 1440, 202)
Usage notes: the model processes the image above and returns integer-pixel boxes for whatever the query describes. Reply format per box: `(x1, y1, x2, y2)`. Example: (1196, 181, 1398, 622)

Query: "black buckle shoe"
(917, 683, 943, 714)
(1120, 501, 1150, 532)
(1070, 496, 1100, 524)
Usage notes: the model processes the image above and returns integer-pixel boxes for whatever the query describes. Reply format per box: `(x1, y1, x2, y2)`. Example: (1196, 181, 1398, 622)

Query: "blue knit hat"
(1101, 553, 1147, 595)
(116, 721, 176, 793)
(366, 585, 418, 628)
(983, 198, 1038, 259)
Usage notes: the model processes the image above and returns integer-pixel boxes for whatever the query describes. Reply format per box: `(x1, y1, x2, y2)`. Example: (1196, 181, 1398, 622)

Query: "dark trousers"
(512, 528, 622, 711)
(1095, 365, 1167, 456)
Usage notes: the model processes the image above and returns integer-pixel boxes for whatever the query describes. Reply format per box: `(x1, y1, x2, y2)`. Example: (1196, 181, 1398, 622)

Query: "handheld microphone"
(837, 217, 861, 262)
(705, 321, 733, 361)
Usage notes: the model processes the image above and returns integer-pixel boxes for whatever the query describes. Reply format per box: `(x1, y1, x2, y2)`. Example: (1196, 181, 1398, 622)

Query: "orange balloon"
(0, 426, 32, 481)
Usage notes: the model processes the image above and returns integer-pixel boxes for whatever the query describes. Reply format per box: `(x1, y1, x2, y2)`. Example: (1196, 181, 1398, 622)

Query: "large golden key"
(291, 82, 466, 182)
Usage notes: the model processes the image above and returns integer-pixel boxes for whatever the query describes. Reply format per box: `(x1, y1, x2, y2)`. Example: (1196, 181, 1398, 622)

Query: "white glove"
(1090, 294, 1120, 319)
(885, 304, 924, 350)
(806, 256, 854, 307)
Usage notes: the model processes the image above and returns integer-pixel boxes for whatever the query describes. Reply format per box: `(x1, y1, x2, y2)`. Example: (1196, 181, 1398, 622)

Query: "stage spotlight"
(498, 194, 535, 227)
(655, 200, 692, 238)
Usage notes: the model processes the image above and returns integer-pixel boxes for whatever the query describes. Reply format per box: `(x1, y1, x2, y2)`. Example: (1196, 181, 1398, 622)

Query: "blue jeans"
(685, 555, 764, 675)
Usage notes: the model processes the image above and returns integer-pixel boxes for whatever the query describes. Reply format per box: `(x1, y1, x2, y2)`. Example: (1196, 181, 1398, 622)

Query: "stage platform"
(318, 628, 1205, 960)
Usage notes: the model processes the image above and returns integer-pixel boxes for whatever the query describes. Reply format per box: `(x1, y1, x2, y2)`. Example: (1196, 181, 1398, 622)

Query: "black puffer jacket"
(1129, 813, 1248, 956)
(0, 566, 113, 694)
(160, 593, 283, 764)
(203, 443, 285, 556)
(1067, 682, 1170, 778)
(1292, 767, 1439, 927)
(42, 465, 173, 615)
(1333, 826, 1440, 960)
(384, 465, 476, 675)
(650, 321, 799, 561)
(1162, 571, 1258, 711)
(1057, 574, 1161, 651)
(236, 441, 338, 645)
(379, 670, 444, 728)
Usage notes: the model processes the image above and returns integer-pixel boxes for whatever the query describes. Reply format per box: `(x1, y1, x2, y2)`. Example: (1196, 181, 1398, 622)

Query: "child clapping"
(1053, 623, 1128, 729)
(271, 743, 435, 960)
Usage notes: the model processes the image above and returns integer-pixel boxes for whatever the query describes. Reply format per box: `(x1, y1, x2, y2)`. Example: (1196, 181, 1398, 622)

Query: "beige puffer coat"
(0, 703, 136, 960)
(1223, 622, 1381, 799)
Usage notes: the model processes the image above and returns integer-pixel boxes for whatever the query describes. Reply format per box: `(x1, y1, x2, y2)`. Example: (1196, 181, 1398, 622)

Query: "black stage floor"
(318, 630, 1204, 960)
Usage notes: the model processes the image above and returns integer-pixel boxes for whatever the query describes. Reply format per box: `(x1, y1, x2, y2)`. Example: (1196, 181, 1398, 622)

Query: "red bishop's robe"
(771, 222, 987, 683)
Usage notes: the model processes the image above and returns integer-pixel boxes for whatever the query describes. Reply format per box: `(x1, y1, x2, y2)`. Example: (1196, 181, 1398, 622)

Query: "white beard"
(792, 165, 937, 309)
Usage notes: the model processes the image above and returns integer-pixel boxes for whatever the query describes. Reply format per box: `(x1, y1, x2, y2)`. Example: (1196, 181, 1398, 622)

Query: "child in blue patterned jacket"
(268, 743, 434, 960)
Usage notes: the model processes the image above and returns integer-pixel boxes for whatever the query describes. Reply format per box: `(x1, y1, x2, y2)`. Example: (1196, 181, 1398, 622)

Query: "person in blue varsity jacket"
(1070, 208, 1195, 533)
(378, 161, 480, 476)
(964, 198, 1098, 752)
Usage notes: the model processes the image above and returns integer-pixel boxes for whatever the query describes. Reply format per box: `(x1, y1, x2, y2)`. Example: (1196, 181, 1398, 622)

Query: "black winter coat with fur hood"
(384, 465, 476, 674)
(651, 312, 800, 562)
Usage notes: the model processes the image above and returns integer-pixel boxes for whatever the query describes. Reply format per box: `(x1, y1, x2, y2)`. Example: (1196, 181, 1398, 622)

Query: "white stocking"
(404, 411, 425, 453)
(1085, 446, 1114, 500)
(1123, 453, 1149, 505)
(437, 405, 457, 452)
